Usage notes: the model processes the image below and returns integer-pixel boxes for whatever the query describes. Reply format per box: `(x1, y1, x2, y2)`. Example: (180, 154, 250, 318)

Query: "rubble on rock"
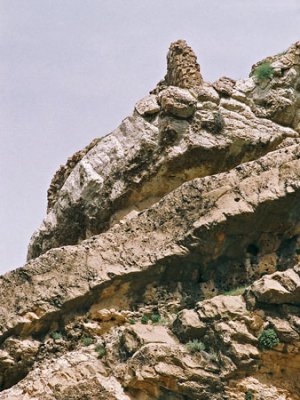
(1, 40, 300, 399)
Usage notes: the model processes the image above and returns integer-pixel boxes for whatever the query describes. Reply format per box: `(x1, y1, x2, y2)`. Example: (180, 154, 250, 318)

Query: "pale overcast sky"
(0, 0, 299, 274)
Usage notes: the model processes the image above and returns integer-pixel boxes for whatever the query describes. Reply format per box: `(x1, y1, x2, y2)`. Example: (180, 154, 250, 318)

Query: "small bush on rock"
(141, 315, 149, 325)
(151, 313, 161, 323)
(186, 339, 205, 353)
(223, 286, 247, 296)
(95, 344, 106, 359)
(245, 390, 253, 400)
(51, 332, 62, 341)
(82, 336, 93, 346)
(258, 328, 279, 350)
(254, 62, 274, 81)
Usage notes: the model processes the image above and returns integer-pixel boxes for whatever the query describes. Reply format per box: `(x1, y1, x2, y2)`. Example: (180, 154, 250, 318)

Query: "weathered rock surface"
(158, 86, 197, 118)
(28, 74, 298, 260)
(1, 40, 300, 399)
(153, 39, 203, 91)
(249, 41, 300, 131)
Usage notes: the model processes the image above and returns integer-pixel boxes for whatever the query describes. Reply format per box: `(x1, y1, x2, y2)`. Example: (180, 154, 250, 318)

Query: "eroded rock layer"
(1, 40, 300, 399)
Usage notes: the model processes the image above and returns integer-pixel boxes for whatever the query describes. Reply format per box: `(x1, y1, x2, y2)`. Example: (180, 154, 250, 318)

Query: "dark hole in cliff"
(1, 368, 29, 392)
(247, 243, 259, 256)
(234, 197, 241, 202)
(276, 236, 298, 269)
(277, 236, 297, 257)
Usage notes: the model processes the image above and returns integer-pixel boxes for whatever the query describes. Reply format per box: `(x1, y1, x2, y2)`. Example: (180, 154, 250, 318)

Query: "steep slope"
(1, 40, 300, 399)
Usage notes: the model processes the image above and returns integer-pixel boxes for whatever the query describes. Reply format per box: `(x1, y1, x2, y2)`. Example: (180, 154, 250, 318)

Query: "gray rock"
(172, 309, 206, 342)
(135, 95, 160, 116)
(158, 86, 197, 118)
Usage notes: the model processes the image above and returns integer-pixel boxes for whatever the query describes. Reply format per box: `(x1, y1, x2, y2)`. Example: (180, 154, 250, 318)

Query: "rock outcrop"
(1, 40, 300, 399)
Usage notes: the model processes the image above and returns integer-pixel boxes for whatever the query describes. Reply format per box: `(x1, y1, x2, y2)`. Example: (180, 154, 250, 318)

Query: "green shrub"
(150, 313, 161, 323)
(82, 336, 93, 347)
(141, 315, 149, 325)
(223, 286, 247, 296)
(129, 318, 136, 325)
(95, 344, 106, 359)
(245, 390, 253, 400)
(254, 62, 274, 81)
(186, 340, 205, 353)
(258, 328, 279, 350)
(51, 332, 62, 341)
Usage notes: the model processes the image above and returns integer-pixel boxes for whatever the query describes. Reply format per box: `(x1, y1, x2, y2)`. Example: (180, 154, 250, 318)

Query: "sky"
(0, 0, 299, 274)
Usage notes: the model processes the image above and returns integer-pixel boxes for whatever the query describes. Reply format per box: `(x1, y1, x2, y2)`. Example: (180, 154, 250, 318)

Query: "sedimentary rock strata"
(1, 40, 300, 399)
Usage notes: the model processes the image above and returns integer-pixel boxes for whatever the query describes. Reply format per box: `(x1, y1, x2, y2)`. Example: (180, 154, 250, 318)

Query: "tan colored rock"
(122, 323, 177, 356)
(135, 95, 160, 116)
(246, 265, 300, 305)
(196, 295, 247, 320)
(191, 82, 220, 104)
(0, 350, 131, 400)
(0, 338, 40, 390)
(172, 309, 206, 342)
(158, 86, 197, 118)
(267, 317, 299, 343)
(27, 96, 298, 260)
(249, 41, 300, 131)
(2, 40, 300, 400)
(159, 39, 203, 89)
(213, 76, 236, 97)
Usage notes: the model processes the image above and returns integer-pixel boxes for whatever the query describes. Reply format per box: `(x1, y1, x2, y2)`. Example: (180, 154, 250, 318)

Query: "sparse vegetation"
(223, 286, 247, 296)
(245, 390, 254, 400)
(156, 317, 169, 326)
(129, 318, 136, 325)
(51, 331, 62, 341)
(95, 344, 106, 359)
(186, 339, 205, 353)
(276, 49, 287, 57)
(141, 314, 149, 325)
(258, 328, 279, 350)
(82, 336, 93, 346)
(254, 62, 274, 81)
(208, 351, 219, 362)
(150, 313, 161, 323)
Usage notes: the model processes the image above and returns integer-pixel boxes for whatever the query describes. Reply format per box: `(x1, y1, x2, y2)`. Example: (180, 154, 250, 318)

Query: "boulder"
(158, 86, 197, 118)
(246, 265, 300, 305)
(172, 309, 206, 342)
(135, 95, 160, 116)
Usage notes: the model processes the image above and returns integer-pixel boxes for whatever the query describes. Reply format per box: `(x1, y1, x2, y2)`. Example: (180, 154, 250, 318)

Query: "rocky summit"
(1, 40, 300, 400)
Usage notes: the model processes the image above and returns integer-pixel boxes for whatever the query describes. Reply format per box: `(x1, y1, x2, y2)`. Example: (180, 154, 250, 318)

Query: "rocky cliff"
(1, 40, 300, 400)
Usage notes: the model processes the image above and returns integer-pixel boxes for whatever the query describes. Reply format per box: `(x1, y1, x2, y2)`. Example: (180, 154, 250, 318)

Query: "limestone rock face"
(158, 86, 197, 118)
(248, 41, 300, 131)
(245, 265, 300, 306)
(1, 40, 300, 399)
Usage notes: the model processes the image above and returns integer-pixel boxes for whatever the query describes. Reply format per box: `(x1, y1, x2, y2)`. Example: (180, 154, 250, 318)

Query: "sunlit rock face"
(1, 40, 300, 400)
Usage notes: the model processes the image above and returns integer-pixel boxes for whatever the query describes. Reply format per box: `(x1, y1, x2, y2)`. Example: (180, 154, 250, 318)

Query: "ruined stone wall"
(164, 40, 203, 88)
(152, 39, 203, 93)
